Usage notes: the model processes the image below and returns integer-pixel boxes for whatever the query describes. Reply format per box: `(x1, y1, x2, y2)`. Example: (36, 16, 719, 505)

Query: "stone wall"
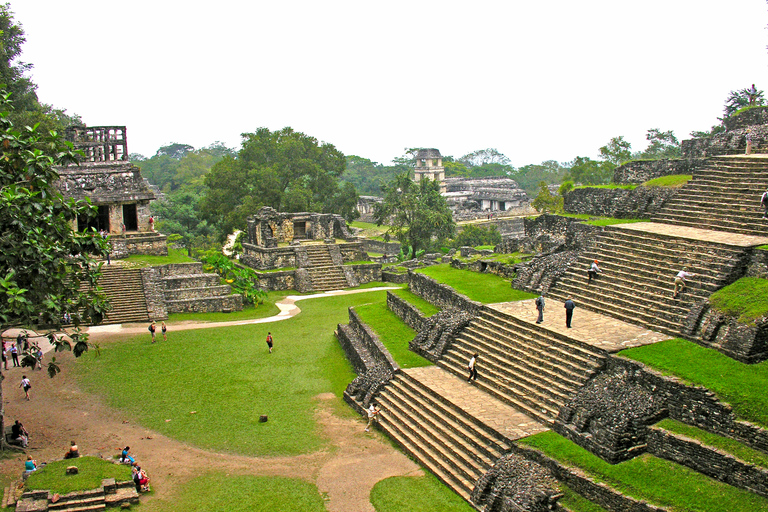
(140, 267, 168, 321)
(381, 270, 409, 284)
(387, 291, 427, 331)
(723, 106, 768, 131)
(647, 426, 768, 498)
(255, 270, 296, 291)
(360, 238, 402, 256)
(110, 233, 168, 259)
(450, 257, 518, 279)
(454, 217, 526, 239)
(682, 125, 768, 157)
(407, 271, 482, 316)
(165, 294, 243, 314)
(745, 248, 768, 278)
(342, 263, 382, 288)
(684, 301, 768, 363)
(612, 158, 706, 184)
(338, 242, 365, 263)
(563, 187, 676, 219)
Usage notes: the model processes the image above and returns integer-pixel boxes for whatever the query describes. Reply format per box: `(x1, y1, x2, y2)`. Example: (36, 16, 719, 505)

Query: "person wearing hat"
(587, 259, 602, 284)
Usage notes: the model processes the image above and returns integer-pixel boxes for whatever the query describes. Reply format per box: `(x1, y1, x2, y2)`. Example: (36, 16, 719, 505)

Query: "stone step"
(652, 215, 768, 237)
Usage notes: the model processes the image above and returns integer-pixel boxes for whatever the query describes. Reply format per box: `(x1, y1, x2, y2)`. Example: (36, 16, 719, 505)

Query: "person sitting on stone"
(11, 420, 29, 448)
(63, 440, 80, 459)
(120, 446, 135, 464)
(24, 456, 37, 475)
(133, 465, 150, 492)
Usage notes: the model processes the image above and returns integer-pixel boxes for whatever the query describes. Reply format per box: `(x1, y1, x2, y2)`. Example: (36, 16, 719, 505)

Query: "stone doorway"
(123, 204, 138, 231)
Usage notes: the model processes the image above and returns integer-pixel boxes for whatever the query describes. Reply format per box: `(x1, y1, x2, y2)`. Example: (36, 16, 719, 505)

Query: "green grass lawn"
(354, 302, 431, 369)
(122, 247, 196, 267)
(642, 174, 692, 188)
(415, 264, 536, 304)
(25, 457, 132, 495)
(556, 213, 647, 226)
(655, 419, 768, 469)
(75, 290, 392, 457)
(370, 474, 474, 512)
(574, 184, 637, 190)
(518, 431, 768, 512)
(141, 473, 326, 512)
(708, 277, 768, 324)
(453, 251, 532, 265)
(389, 289, 440, 317)
(619, 338, 768, 427)
(168, 290, 288, 323)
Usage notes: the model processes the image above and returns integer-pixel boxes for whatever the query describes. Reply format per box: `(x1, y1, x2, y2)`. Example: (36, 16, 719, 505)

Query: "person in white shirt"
(673, 269, 697, 298)
(467, 353, 478, 382)
(587, 260, 602, 284)
(365, 403, 380, 432)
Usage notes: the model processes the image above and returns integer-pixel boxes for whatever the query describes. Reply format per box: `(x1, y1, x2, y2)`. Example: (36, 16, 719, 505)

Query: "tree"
(0, 90, 109, 444)
(373, 174, 455, 253)
(636, 128, 681, 160)
(531, 181, 563, 214)
(723, 87, 765, 118)
(567, 156, 613, 185)
(598, 136, 632, 166)
(512, 160, 569, 194)
(458, 148, 511, 167)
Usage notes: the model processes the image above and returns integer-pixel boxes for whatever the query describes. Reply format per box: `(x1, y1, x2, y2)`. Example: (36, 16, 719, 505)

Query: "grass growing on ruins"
(390, 289, 440, 317)
(453, 251, 532, 265)
(354, 302, 431, 369)
(141, 473, 327, 512)
(415, 264, 537, 304)
(559, 485, 609, 512)
(369, 474, 475, 512)
(619, 338, 768, 427)
(574, 184, 637, 190)
(518, 431, 768, 512)
(655, 419, 768, 469)
(558, 213, 647, 226)
(168, 290, 286, 323)
(642, 174, 692, 188)
(122, 247, 195, 267)
(75, 290, 390, 457)
(25, 457, 132, 495)
(708, 277, 768, 325)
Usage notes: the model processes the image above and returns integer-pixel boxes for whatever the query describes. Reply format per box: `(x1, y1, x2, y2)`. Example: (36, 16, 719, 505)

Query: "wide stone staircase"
(10, 478, 138, 511)
(160, 263, 242, 313)
(437, 307, 605, 425)
(547, 223, 751, 338)
(96, 266, 150, 324)
(373, 369, 515, 501)
(304, 245, 349, 291)
(653, 155, 768, 237)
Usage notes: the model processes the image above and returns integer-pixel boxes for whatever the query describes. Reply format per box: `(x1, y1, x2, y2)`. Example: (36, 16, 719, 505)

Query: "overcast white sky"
(11, 1, 768, 167)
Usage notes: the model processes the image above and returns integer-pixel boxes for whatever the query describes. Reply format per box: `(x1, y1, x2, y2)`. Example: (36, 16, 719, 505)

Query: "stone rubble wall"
(343, 263, 382, 288)
(165, 294, 243, 314)
(386, 291, 427, 332)
(255, 270, 296, 291)
(647, 426, 768, 498)
(140, 267, 168, 321)
(612, 159, 706, 184)
(406, 271, 482, 316)
(723, 106, 768, 131)
(563, 187, 676, 219)
(682, 125, 768, 157)
(381, 270, 409, 284)
(109, 234, 168, 259)
(241, 244, 297, 270)
(151, 262, 204, 277)
(360, 239, 402, 256)
(684, 302, 768, 363)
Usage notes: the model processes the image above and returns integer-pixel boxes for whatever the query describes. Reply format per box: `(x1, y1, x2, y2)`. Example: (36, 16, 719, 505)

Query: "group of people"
(2, 335, 44, 372)
(148, 321, 168, 343)
(21, 439, 78, 478)
(120, 446, 150, 492)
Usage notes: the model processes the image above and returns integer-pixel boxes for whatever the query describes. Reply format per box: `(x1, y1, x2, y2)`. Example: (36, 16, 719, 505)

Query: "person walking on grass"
(148, 322, 156, 343)
(564, 298, 576, 328)
(365, 403, 380, 432)
(20, 375, 30, 400)
(266, 332, 273, 354)
(673, 269, 697, 298)
(467, 353, 478, 383)
(161, 321, 167, 342)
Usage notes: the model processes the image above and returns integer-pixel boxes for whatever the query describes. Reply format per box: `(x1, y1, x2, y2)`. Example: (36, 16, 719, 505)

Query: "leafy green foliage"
(0, 91, 109, 331)
(341, 155, 402, 196)
(452, 224, 501, 248)
(25, 456, 132, 495)
(634, 129, 681, 160)
(620, 338, 768, 427)
(519, 432, 768, 512)
(567, 157, 614, 185)
(510, 160, 569, 195)
(709, 277, 768, 325)
(532, 181, 564, 213)
(370, 474, 476, 512)
(599, 136, 632, 166)
(415, 264, 536, 304)
(558, 181, 574, 195)
(199, 250, 267, 306)
(200, 127, 358, 237)
(724, 86, 765, 118)
(373, 174, 455, 253)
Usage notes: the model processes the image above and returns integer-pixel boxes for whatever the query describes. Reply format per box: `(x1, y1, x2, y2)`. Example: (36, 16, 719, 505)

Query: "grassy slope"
(414, 264, 536, 303)
(123, 247, 195, 267)
(389, 288, 440, 317)
(370, 475, 474, 512)
(75, 291, 389, 457)
(354, 302, 431, 369)
(708, 277, 768, 324)
(26, 457, 132, 495)
(519, 432, 768, 512)
(619, 338, 768, 427)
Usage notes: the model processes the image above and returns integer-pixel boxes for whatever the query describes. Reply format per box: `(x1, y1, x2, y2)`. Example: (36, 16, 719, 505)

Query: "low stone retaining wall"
(151, 262, 204, 277)
(338, 242, 366, 263)
(450, 257, 517, 279)
(255, 270, 296, 291)
(563, 187, 676, 219)
(343, 263, 382, 288)
(723, 106, 768, 131)
(109, 233, 168, 259)
(361, 239, 402, 256)
(613, 158, 705, 184)
(386, 291, 427, 331)
(241, 244, 297, 270)
(381, 270, 409, 284)
(336, 307, 398, 376)
(407, 272, 482, 316)
(682, 125, 768, 157)
(165, 294, 243, 314)
(647, 426, 768, 498)
(140, 267, 168, 321)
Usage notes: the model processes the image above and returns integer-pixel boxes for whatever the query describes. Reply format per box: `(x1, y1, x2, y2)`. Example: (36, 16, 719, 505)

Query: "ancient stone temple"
(414, 148, 446, 193)
(55, 125, 167, 258)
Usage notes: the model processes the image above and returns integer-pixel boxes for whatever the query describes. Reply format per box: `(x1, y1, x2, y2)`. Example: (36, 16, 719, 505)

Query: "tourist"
(746, 129, 753, 155)
(467, 353, 478, 383)
(148, 322, 156, 343)
(564, 298, 576, 328)
(10, 343, 19, 367)
(673, 269, 697, 298)
(535, 292, 545, 324)
(587, 260, 602, 284)
(2, 341, 7, 370)
(149, 216, 155, 231)
(133, 465, 150, 492)
(35, 346, 43, 370)
(121, 446, 135, 465)
(161, 321, 167, 342)
(748, 83, 758, 105)
(24, 456, 37, 474)
(364, 403, 379, 432)
(63, 441, 80, 459)
(266, 332, 273, 353)
(761, 188, 768, 219)
(19, 375, 31, 400)
(12, 420, 29, 447)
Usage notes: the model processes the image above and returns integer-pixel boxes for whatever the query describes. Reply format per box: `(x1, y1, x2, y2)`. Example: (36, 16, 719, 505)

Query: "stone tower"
(414, 148, 446, 193)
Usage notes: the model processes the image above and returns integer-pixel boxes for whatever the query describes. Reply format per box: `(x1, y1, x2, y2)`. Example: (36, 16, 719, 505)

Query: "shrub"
(452, 224, 502, 248)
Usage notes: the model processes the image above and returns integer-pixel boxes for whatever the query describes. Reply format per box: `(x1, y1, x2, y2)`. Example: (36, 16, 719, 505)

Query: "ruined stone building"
(414, 148, 446, 193)
(55, 125, 167, 258)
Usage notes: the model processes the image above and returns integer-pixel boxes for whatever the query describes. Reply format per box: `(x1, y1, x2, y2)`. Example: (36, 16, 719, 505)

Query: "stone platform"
(616, 221, 768, 247)
(488, 299, 670, 353)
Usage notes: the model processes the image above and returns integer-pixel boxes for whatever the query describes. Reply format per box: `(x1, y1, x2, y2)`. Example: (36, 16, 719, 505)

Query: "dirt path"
(0, 289, 421, 511)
